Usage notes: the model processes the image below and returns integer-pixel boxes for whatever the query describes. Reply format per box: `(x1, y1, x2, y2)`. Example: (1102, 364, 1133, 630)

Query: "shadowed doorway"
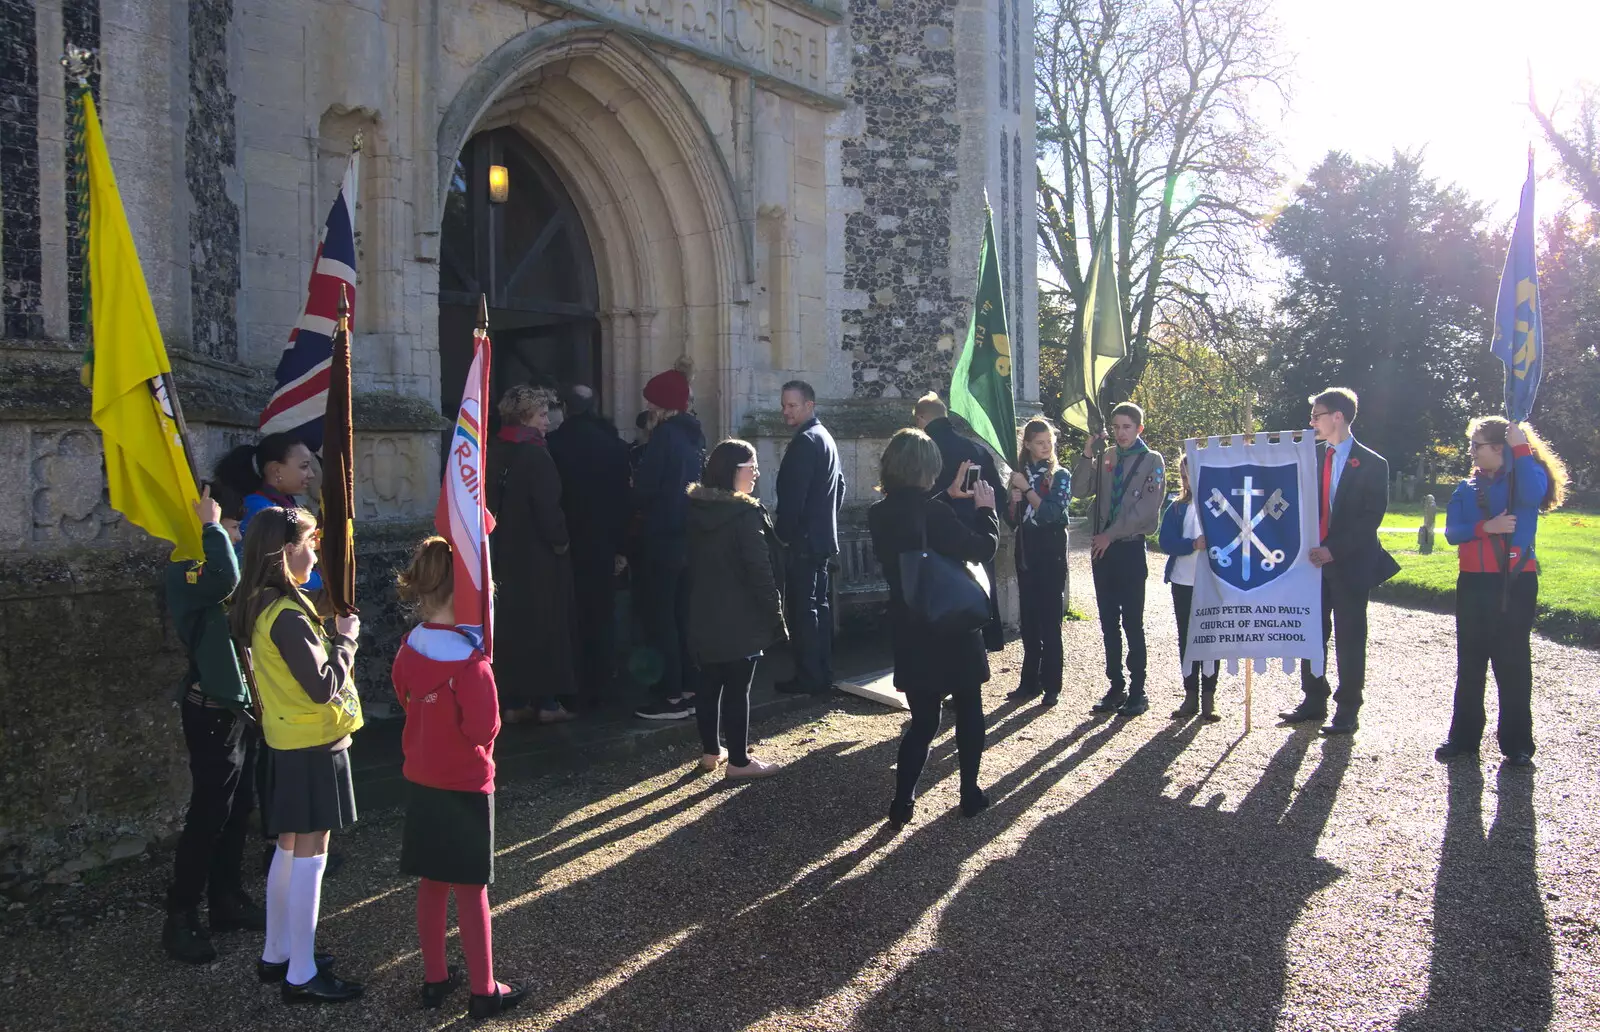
(438, 126, 600, 436)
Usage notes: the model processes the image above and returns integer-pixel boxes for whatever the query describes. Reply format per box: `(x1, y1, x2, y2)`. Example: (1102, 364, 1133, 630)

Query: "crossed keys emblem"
(1205, 475, 1291, 582)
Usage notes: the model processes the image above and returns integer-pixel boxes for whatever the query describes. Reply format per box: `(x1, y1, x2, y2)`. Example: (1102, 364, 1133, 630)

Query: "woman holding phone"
(869, 428, 999, 830)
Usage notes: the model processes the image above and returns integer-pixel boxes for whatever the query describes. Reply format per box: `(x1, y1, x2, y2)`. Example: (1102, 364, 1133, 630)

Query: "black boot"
(960, 787, 991, 818)
(887, 799, 915, 831)
(163, 908, 217, 965)
(1091, 686, 1127, 713)
(1170, 688, 1199, 719)
(1117, 692, 1149, 717)
(1199, 689, 1221, 723)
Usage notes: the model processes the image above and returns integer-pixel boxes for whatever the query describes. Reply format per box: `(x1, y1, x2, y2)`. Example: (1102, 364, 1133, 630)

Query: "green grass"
(1375, 500, 1600, 646)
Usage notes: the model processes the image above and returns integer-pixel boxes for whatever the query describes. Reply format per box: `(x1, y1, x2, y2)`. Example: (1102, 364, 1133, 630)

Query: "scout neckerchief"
(1023, 460, 1069, 525)
(1107, 439, 1151, 526)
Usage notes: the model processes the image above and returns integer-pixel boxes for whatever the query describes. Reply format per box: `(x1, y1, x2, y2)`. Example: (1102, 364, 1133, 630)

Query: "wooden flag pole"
(1243, 662, 1253, 734)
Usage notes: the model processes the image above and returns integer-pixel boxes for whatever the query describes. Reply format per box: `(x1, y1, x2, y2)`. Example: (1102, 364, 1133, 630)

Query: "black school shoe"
(1434, 741, 1479, 762)
(209, 891, 267, 933)
(469, 982, 529, 1019)
(422, 966, 462, 1009)
(1090, 687, 1127, 714)
(163, 908, 217, 965)
(258, 952, 335, 983)
(282, 970, 363, 1004)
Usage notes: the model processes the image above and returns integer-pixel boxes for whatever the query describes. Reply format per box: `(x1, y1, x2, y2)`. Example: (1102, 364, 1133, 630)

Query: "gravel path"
(4, 551, 1597, 1031)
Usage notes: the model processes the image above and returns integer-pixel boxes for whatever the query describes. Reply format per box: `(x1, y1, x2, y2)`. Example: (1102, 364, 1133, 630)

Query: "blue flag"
(1490, 157, 1542, 422)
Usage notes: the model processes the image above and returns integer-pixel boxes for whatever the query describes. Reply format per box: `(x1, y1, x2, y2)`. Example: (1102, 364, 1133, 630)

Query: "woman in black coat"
(868, 428, 999, 829)
(686, 440, 789, 780)
(486, 386, 578, 724)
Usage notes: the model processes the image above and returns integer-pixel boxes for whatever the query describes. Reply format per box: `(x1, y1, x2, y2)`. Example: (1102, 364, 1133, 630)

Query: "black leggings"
(697, 658, 757, 766)
(895, 684, 985, 806)
(1170, 583, 1219, 695)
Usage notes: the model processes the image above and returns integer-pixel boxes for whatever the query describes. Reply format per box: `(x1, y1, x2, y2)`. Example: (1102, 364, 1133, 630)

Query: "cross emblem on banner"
(1205, 475, 1290, 581)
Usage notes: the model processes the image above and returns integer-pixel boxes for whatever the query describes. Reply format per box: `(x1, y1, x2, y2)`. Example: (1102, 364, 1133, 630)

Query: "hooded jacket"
(391, 624, 500, 794)
(633, 412, 707, 567)
(686, 484, 788, 664)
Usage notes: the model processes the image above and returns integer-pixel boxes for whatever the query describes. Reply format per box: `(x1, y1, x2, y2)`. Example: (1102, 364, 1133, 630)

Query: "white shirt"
(1171, 502, 1203, 586)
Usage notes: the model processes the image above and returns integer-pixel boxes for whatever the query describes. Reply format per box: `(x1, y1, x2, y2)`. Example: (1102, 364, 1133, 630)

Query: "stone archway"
(436, 23, 749, 438)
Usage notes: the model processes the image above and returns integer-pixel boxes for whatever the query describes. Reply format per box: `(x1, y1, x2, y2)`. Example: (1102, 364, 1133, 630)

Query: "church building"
(0, 0, 1036, 867)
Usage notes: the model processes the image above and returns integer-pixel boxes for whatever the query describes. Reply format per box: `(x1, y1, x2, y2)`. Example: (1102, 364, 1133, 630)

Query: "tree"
(1534, 212, 1600, 491)
(1129, 318, 1260, 471)
(1034, 0, 1288, 418)
(1530, 81, 1600, 212)
(1260, 152, 1502, 476)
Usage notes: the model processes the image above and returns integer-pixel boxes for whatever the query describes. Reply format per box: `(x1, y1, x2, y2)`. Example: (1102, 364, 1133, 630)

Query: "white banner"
(1183, 432, 1324, 677)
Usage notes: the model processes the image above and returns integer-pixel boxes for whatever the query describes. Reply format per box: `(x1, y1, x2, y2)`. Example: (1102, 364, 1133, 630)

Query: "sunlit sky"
(1275, 0, 1600, 221)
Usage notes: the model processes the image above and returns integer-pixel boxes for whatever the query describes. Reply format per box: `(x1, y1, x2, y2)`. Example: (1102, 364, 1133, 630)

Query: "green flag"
(1061, 212, 1127, 434)
(949, 208, 1017, 458)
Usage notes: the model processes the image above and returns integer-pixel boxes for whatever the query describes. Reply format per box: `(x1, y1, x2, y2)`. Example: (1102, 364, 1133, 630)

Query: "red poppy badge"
(1347, 457, 1361, 469)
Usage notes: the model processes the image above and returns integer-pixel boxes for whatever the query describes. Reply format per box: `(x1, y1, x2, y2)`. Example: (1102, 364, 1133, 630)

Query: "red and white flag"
(434, 319, 495, 656)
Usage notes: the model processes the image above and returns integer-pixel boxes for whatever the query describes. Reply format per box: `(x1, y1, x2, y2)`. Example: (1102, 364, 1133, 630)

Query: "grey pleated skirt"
(263, 744, 358, 835)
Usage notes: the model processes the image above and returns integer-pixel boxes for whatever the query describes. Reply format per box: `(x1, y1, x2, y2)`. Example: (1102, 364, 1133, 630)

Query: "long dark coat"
(867, 489, 999, 695)
(486, 434, 577, 705)
(685, 485, 788, 665)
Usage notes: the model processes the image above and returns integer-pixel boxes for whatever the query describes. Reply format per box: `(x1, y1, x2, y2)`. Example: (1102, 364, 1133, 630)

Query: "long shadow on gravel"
(1395, 763, 1553, 1032)
(845, 726, 1354, 1031)
(539, 711, 1131, 1031)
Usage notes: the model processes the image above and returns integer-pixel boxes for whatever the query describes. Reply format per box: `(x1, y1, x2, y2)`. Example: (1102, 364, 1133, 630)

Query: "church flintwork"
(0, 0, 1036, 865)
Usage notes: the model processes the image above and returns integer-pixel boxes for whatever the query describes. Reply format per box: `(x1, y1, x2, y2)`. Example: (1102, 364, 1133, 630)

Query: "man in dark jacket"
(1280, 387, 1400, 737)
(914, 392, 1007, 651)
(548, 385, 632, 706)
(632, 368, 707, 719)
(774, 380, 846, 695)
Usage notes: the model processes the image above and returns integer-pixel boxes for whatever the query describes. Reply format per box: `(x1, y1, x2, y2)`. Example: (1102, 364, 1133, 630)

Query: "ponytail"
(396, 536, 455, 614)
(213, 432, 306, 498)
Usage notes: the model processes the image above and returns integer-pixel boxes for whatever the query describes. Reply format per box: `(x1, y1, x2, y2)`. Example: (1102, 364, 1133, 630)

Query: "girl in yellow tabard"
(230, 506, 364, 1005)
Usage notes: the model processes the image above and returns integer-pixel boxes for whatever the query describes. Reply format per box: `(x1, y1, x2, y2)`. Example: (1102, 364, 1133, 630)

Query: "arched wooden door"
(438, 127, 600, 433)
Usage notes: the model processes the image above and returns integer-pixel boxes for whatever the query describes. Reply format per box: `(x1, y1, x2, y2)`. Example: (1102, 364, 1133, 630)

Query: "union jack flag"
(259, 151, 359, 452)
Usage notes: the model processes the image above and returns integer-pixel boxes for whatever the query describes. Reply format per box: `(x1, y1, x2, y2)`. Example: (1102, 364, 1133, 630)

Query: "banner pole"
(1243, 662, 1253, 734)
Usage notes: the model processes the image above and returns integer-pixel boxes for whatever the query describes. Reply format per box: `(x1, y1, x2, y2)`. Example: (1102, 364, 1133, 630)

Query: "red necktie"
(1319, 448, 1333, 543)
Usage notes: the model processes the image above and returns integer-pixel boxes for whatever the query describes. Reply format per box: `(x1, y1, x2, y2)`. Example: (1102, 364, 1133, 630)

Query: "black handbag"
(898, 504, 991, 634)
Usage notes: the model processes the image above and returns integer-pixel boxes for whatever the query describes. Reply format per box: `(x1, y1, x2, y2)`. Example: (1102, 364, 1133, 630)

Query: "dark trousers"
(168, 699, 257, 912)
(571, 551, 618, 703)
(1091, 538, 1149, 692)
(785, 553, 833, 692)
(1449, 572, 1538, 757)
(638, 557, 697, 702)
(697, 658, 758, 766)
(1017, 558, 1066, 696)
(895, 684, 985, 805)
(1170, 583, 1219, 697)
(1299, 575, 1370, 714)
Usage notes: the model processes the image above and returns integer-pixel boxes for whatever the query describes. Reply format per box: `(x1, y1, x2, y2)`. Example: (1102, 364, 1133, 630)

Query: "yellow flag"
(82, 95, 204, 562)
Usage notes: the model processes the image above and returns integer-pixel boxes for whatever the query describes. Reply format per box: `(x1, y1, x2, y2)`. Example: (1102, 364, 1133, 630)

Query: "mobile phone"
(962, 466, 980, 491)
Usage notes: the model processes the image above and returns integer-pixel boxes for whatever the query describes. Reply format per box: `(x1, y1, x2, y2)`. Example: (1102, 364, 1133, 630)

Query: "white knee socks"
(286, 853, 329, 986)
(261, 845, 295, 964)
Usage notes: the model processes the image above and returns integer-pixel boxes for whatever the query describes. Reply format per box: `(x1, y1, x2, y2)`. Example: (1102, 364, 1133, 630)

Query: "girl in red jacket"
(393, 537, 526, 1019)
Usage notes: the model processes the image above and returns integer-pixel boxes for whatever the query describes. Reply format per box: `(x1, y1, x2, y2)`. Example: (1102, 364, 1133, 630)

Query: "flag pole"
(161, 371, 203, 489)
